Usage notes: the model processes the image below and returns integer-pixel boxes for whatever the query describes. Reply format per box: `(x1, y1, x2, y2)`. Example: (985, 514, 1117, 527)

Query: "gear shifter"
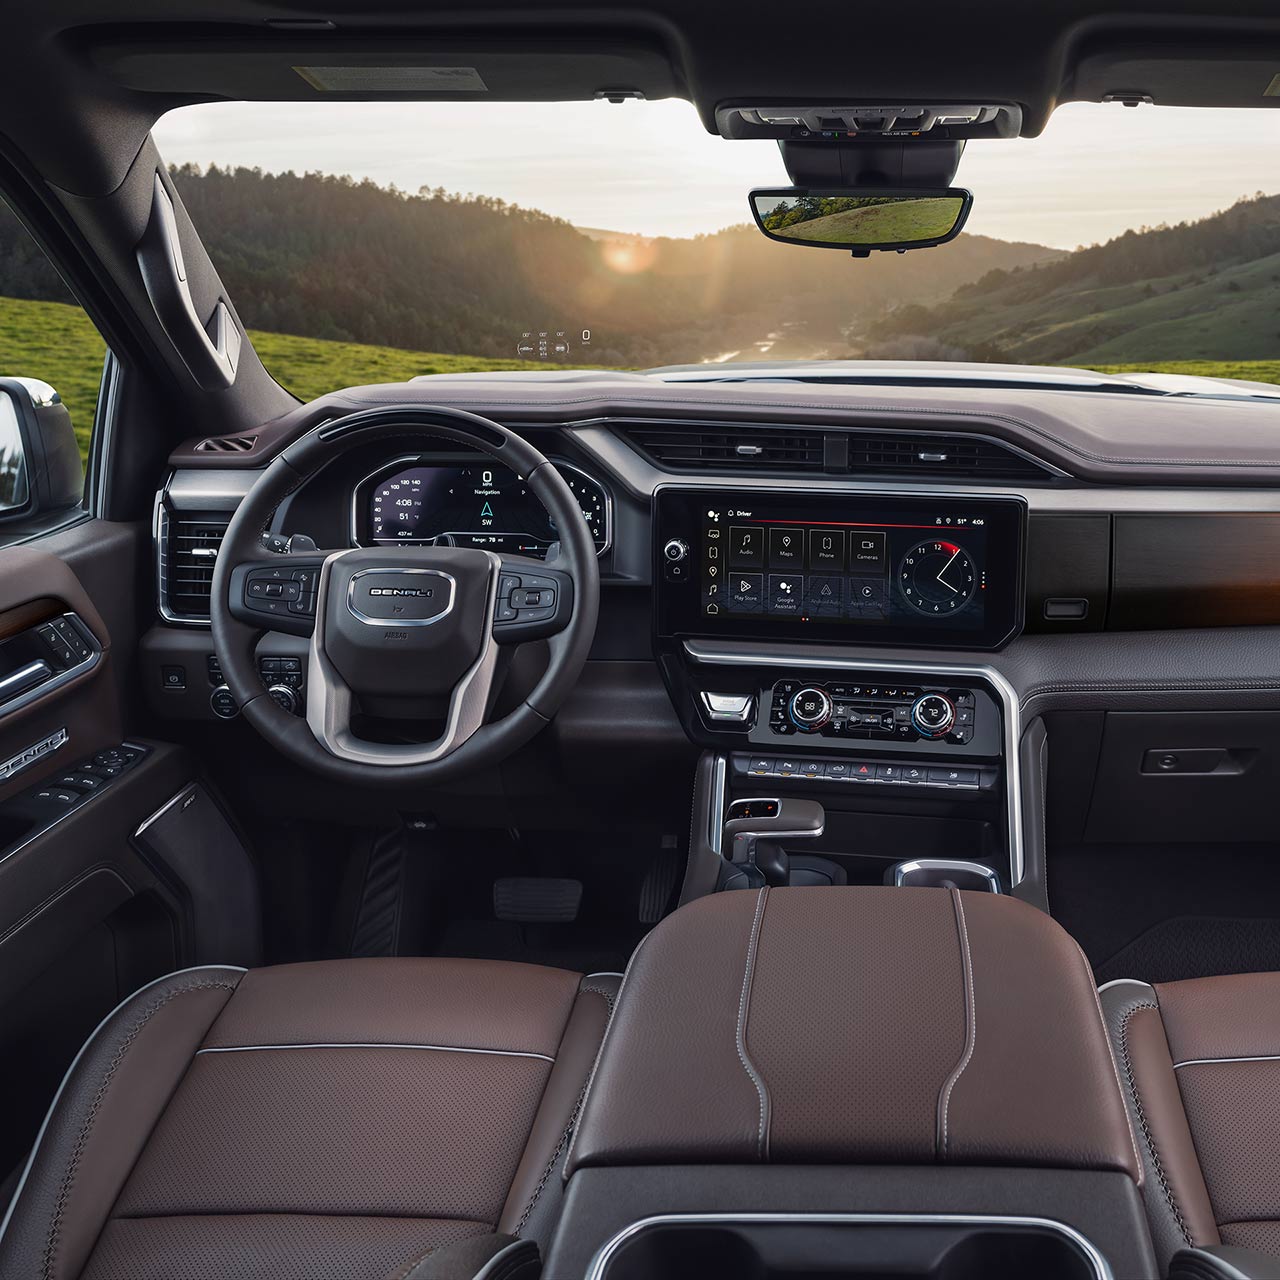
(721, 799, 825, 889)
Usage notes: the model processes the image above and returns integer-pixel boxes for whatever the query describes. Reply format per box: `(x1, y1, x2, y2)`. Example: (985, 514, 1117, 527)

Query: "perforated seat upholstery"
(1102, 973, 1280, 1273)
(0, 958, 618, 1280)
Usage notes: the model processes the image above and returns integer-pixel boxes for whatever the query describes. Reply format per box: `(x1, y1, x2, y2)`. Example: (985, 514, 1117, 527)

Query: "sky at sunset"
(154, 98, 1280, 251)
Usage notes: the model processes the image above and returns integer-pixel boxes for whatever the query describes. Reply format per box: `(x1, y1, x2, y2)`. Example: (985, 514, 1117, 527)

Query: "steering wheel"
(210, 405, 600, 786)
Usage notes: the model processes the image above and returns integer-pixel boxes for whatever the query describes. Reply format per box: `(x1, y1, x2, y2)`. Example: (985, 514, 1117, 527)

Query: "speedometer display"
(363, 459, 609, 557)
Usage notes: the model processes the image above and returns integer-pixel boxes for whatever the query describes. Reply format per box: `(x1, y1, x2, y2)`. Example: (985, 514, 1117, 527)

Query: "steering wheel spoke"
(227, 554, 327, 637)
(492, 558, 574, 643)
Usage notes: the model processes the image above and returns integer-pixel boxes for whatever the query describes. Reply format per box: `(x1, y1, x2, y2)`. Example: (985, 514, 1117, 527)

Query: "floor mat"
(1095, 915, 1280, 986)
(1051, 840, 1280, 984)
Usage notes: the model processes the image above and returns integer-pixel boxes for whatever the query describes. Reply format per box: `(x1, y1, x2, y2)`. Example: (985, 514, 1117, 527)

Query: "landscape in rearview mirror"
(751, 189, 971, 253)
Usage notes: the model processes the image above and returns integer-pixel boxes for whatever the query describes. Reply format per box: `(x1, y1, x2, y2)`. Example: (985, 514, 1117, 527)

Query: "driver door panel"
(0, 526, 226, 1184)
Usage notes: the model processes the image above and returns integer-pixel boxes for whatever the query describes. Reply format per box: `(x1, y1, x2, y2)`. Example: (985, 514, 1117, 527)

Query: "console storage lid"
(566, 886, 1140, 1179)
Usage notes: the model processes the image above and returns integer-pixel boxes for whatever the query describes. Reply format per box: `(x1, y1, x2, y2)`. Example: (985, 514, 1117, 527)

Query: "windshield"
(143, 99, 1280, 397)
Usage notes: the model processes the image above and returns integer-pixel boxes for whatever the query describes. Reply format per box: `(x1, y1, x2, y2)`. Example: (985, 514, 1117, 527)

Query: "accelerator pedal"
(639, 836, 683, 924)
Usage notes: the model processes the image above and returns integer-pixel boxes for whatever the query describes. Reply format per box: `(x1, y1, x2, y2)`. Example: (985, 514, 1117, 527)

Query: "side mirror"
(749, 187, 972, 256)
(0, 378, 84, 521)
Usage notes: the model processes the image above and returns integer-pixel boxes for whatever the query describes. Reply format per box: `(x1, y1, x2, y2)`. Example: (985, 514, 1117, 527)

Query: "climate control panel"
(755, 678, 985, 753)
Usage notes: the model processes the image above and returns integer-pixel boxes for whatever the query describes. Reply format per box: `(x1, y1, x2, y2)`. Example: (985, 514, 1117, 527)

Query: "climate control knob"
(788, 686, 833, 732)
(911, 692, 956, 739)
(663, 538, 689, 563)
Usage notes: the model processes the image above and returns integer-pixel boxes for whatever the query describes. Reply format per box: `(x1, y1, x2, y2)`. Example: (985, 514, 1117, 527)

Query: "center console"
(546, 886, 1157, 1279)
(652, 487, 1027, 893)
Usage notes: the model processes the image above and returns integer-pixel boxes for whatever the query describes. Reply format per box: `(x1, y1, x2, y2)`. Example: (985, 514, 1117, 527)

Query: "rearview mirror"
(749, 187, 972, 255)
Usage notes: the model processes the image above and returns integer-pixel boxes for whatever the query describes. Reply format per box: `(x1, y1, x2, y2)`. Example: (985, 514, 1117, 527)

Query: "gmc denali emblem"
(346, 569, 456, 627)
(0, 727, 68, 781)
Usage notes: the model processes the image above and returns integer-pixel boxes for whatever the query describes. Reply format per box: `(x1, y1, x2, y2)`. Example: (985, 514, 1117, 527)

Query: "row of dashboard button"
(743, 755, 981, 789)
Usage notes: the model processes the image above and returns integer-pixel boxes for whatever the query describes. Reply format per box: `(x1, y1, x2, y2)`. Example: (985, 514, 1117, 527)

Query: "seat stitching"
(735, 888, 771, 1161)
(1117, 1000, 1194, 1248)
(513, 1077, 591, 1237)
(387, 1242, 443, 1280)
(194, 1043, 554, 1062)
(937, 889, 976, 1159)
(512, 985, 615, 1234)
(1076, 942, 1145, 1180)
(561, 928, 654, 1177)
(42, 979, 239, 1280)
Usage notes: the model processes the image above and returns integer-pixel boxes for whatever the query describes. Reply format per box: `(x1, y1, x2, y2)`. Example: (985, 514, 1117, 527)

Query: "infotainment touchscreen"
(654, 489, 1025, 650)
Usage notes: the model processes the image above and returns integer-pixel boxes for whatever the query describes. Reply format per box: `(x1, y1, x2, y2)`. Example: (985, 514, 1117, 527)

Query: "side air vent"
(847, 433, 1052, 480)
(159, 507, 229, 622)
(623, 425, 825, 471)
(196, 434, 258, 453)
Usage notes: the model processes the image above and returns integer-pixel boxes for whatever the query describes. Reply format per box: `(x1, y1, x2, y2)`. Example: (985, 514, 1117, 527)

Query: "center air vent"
(847, 433, 1052, 480)
(624, 425, 825, 471)
(621, 422, 1056, 481)
(159, 508, 229, 622)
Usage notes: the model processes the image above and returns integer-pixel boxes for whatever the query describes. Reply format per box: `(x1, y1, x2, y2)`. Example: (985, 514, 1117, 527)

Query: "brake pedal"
(493, 877, 582, 924)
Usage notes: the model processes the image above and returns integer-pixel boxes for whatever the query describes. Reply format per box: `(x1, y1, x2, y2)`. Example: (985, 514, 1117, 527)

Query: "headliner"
(6, 0, 1280, 193)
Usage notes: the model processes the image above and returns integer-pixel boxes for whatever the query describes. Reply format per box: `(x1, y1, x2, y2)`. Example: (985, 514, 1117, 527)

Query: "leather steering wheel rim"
(210, 404, 600, 788)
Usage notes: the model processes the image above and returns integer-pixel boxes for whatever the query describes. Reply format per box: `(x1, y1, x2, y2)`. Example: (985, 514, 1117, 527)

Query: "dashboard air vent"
(621, 422, 1057, 480)
(624, 425, 825, 471)
(196, 434, 258, 453)
(162, 510, 229, 621)
(847, 433, 1051, 480)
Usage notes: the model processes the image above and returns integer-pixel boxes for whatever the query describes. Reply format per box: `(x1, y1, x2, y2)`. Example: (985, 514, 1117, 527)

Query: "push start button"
(346, 569, 456, 625)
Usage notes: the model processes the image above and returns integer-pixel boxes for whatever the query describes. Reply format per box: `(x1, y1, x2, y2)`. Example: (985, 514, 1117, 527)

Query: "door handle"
(0, 660, 52, 706)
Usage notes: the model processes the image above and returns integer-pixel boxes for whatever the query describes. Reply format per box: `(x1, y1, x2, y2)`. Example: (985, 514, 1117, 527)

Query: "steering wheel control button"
(910, 692, 956, 738)
(209, 685, 239, 719)
(266, 684, 299, 714)
(347, 568, 456, 626)
(788, 686, 833, 731)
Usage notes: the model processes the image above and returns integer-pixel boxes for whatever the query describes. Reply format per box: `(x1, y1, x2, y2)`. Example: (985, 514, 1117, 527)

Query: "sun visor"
(87, 30, 682, 104)
(1070, 38, 1280, 108)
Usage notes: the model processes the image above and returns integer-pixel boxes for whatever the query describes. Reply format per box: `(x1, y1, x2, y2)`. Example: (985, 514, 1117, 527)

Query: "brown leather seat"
(1102, 973, 1280, 1274)
(0, 957, 618, 1280)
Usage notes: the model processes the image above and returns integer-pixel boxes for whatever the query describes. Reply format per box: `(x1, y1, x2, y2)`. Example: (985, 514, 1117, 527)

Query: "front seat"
(1102, 973, 1280, 1280)
(0, 958, 618, 1280)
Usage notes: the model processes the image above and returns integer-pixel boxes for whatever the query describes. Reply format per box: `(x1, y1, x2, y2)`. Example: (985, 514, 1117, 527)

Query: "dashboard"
(350, 454, 610, 558)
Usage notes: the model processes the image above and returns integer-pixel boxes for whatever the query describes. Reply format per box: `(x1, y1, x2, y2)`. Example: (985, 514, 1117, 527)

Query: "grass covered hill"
(166, 166, 1056, 367)
(868, 193, 1280, 365)
(6, 291, 1280, 469)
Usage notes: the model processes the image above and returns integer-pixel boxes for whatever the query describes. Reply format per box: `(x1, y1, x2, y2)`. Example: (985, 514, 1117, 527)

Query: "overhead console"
(654, 487, 1025, 651)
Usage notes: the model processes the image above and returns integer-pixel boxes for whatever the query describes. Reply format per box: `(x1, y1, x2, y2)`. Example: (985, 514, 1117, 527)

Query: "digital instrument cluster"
(353, 457, 610, 558)
(654, 488, 1024, 650)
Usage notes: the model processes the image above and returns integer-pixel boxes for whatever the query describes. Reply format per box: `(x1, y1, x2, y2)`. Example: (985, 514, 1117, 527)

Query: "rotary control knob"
(266, 683, 299, 715)
(663, 538, 689, 563)
(209, 685, 238, 720)
(788, 686, 833, 732)
(911, 692, 956, 739)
